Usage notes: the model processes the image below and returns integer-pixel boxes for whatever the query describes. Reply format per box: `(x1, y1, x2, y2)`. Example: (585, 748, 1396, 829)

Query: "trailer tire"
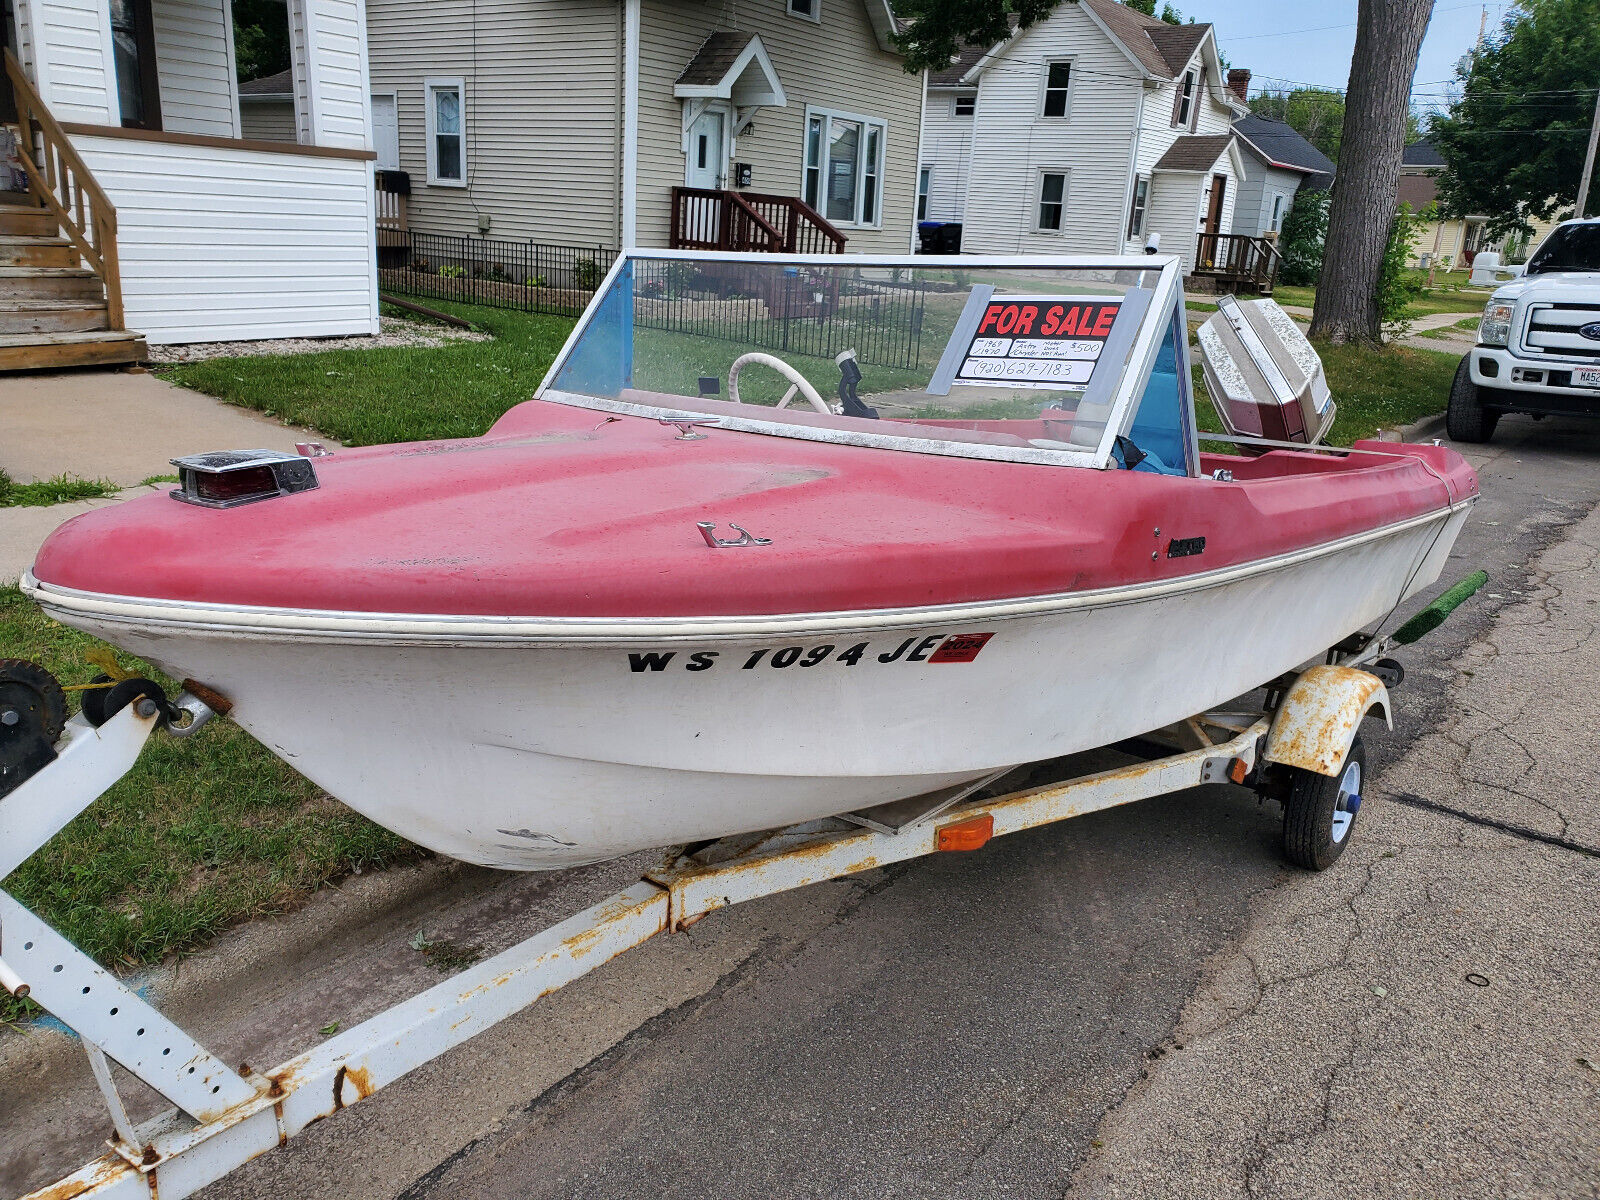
(1446, 357, 1499, 444)
(1281, 736, 1366, 871)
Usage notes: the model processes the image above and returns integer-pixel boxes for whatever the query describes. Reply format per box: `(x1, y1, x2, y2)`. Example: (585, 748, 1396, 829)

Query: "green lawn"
(0, 588, 419, 1024)
(1272, 270, 1491, 320)
(1417, 315, 1481, 340)
(0, 468, 119, 507)
(157, 302, 577, 445)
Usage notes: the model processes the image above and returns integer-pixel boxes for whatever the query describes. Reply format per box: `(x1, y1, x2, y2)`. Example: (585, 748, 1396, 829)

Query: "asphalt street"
(6, 414, 1598, 1200)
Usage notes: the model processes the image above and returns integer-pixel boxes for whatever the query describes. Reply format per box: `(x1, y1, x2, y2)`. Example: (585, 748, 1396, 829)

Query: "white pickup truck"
(1448, 217, 1600, 442)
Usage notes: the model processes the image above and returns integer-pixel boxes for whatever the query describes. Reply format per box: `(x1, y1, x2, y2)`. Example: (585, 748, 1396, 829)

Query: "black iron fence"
(631, 258, 928, 372)
(380, 231, 615, 316)
(380, 236, 929, 372)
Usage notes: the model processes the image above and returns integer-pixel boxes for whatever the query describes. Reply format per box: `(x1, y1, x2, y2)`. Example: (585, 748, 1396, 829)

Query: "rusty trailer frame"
(3, 671, 1383, 1200)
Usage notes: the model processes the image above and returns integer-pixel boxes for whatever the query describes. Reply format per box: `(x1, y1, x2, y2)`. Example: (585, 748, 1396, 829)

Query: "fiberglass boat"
(22, 253, 1477, 869)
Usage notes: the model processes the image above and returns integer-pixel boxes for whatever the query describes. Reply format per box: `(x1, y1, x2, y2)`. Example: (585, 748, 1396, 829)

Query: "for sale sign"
(955, 296, 1122, 390)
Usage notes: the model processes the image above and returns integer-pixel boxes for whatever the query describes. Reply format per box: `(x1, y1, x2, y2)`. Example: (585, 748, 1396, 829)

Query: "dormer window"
(1173, 69, 1195, 128)
(788, 0, 820, 22)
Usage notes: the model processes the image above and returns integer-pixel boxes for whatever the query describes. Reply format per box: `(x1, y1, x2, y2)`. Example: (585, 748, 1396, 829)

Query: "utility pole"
(1578, 85, 1600, 220)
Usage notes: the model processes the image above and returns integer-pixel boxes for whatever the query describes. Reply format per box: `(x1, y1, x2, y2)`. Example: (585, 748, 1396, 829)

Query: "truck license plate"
(1577, 367, 1600, 389)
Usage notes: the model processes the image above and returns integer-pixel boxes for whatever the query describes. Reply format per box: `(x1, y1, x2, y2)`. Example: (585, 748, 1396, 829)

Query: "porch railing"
(1192, 232, 1280, 294)
(670, 187, 846, 254)
(2, 49, 123, 328)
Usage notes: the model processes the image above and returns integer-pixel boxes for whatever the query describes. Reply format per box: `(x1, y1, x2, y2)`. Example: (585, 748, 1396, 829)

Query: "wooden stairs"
(0, 196, 145, 371)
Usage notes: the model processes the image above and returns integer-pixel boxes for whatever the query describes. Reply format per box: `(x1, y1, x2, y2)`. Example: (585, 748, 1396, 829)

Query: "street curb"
(1401, 411, 1448, 442)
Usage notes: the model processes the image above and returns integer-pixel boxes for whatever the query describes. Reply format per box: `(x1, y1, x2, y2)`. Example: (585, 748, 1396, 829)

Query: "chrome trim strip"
(21, 499, 1474, 647)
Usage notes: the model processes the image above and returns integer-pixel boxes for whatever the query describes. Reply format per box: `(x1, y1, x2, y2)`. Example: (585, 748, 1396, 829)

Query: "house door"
(1199, 173, 1227, 266)
(685, 108, 726, 191)
(371, 94, 400, 171)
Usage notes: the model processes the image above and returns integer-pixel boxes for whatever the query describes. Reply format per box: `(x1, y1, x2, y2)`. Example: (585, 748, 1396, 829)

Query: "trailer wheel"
(1281, 736, 1366, 871)
(1445, 357, 1499, 444)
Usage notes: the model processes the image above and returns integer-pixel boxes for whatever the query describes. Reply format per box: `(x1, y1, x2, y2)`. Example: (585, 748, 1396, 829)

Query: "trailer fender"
(1262, 665, 1392, 777)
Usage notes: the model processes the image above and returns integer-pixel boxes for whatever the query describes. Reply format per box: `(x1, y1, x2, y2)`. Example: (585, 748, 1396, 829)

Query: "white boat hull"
(27, 505, 1471, 869)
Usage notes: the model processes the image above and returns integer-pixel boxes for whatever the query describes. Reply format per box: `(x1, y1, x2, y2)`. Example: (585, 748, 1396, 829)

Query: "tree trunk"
(1309, 0, 1435, 344)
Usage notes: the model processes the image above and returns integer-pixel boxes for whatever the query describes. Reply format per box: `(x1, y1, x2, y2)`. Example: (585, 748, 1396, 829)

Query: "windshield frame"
(1525, 221, 1600, 275)
(534, 249, 1187, 471)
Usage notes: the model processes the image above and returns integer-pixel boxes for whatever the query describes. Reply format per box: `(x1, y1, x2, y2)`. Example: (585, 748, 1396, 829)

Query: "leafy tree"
(232, 0, 290, 83)
(1279, 188, 1330, 287)
(1430, 0, 1600, 234)
(1251, 88, 1347, 161)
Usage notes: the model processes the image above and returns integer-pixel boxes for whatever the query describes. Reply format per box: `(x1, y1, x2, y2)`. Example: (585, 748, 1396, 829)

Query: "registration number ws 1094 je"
(626, 633, 995, 673)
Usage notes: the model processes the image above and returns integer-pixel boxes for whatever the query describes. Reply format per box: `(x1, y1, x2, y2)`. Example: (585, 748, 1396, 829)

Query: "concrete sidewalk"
(0, 370, 322, 583)
(0, 370, 311, 488)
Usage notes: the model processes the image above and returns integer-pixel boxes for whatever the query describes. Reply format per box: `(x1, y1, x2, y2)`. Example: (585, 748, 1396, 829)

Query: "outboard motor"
(1197, 294, 1335, 451)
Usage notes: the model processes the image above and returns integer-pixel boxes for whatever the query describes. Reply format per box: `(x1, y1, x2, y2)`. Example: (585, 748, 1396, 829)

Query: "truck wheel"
(1281, 737, 1366, 871)
(1445, 357, 1499, 444)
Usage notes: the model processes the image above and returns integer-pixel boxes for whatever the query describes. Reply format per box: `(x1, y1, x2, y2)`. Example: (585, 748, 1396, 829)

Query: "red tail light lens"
(170, 449, 320, 509)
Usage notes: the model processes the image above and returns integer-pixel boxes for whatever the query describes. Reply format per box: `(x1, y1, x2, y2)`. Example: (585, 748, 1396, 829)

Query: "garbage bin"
(918, 221, 963, 254)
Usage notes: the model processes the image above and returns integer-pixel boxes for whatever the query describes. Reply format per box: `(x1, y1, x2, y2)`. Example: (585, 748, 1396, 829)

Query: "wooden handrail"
(3, 49, 124, 329)
(1193, 232, 1281, 290)
(725, 190, 784, 251)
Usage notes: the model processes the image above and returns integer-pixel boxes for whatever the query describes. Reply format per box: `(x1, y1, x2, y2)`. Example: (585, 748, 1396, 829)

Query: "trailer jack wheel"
(1281, 736, 1366, 871)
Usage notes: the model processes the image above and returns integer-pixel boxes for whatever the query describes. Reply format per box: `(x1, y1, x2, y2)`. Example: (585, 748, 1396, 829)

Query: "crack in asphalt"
(1383, 790, 1600, 859)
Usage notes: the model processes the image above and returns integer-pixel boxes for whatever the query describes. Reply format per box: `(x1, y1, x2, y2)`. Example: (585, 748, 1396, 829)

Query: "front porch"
(1188, 232, 1281, 295)
(1, 0, 378, 363)
(669, 187, 845, 253)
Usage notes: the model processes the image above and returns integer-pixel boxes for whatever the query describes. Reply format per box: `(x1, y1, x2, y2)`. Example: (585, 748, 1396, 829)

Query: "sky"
(1194, 0, 1516, 115)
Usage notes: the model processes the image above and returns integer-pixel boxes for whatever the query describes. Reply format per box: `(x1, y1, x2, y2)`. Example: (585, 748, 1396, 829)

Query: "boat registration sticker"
(956, 297, 1121, 390)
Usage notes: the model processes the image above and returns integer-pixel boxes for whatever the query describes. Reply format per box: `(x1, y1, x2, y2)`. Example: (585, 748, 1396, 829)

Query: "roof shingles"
(675, 31, 756, 88)
(1153, 133, 1233, 173)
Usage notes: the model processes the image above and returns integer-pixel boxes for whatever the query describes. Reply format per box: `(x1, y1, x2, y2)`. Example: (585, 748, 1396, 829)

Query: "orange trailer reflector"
(1228, 757, 1249, 784)
(936, 813, 994, 852)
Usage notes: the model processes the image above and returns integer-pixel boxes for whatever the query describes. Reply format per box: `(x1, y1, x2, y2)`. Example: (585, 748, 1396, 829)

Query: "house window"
(802, 106, 887, 227)
(1041, 60, 1072, 118)
(1270, 192, 1285, 232)
(917, 166, 931, 220)
(1127, 175, 1149, 238)
(953, 93, 975, 118)
(788, 0, 820, 21)
(109, 0, 161, 130)
(1173, 69, 1195, 128)
(1036, 171, 1067, 232)
(425, 78, 465, 186)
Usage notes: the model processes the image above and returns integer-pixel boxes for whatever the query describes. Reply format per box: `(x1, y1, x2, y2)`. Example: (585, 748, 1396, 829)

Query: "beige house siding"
(240, 97, 299, 142)
(364, 0, 622, 247)
(634, 0, 920, 253)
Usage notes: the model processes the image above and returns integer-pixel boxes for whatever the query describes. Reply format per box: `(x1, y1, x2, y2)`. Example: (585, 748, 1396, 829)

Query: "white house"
(920, 0, 1260, 280)
(1232, 110, 1334, 239)
(0, 0, 378, 366)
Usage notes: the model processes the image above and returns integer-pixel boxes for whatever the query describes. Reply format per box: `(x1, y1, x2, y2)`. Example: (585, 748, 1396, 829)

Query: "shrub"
(573, 257, 604, 290)
(1377, 202, 1427, 326)
(438, 264, 466, 279)
(1279, 188, 1329, 287)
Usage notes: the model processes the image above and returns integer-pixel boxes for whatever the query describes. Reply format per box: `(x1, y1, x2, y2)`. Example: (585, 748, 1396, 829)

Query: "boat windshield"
(538, 252, 1194, 472)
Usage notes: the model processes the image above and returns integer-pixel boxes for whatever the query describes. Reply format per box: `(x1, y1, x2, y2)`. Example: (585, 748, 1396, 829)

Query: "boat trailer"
(3, 654, 1400, 1200)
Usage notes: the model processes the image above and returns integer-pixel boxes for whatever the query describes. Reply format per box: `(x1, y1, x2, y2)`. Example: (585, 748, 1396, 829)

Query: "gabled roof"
(1398, 173, 1439, 211)
(1079, 0, 1209, 80)
(674, 32, 786, 107)
(929, 35, 1000, 88)
(1152, 133, 1234, 172)
(1401, 142, 1445, 169)
(238, 68, 292, 99)
(1233, 114, 1336, 177)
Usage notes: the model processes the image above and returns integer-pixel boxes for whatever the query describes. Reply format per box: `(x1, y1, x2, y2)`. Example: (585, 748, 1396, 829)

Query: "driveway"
(0, 370, 320, 583)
